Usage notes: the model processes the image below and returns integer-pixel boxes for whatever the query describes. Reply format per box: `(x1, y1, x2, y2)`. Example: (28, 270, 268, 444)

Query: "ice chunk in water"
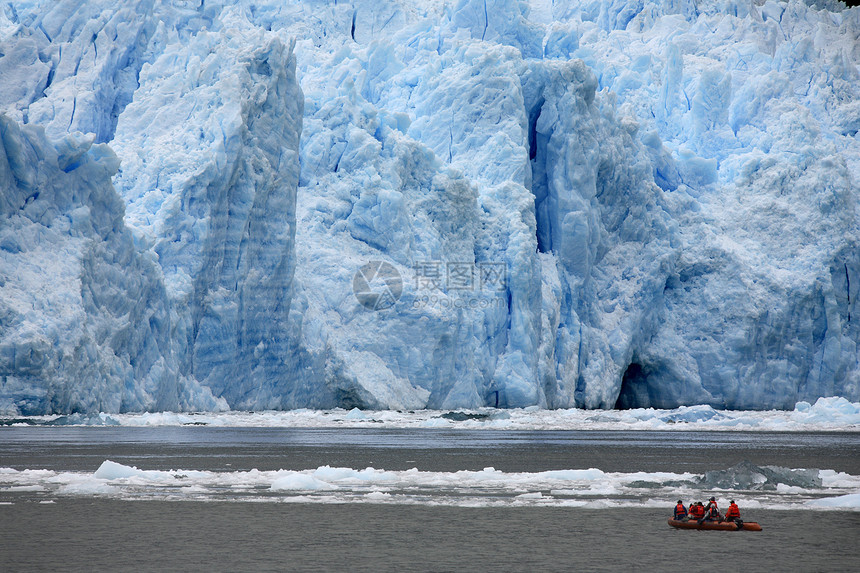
(700, 461, 822, 491)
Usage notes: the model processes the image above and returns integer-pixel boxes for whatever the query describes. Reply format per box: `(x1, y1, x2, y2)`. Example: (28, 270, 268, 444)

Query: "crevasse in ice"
(0, 0, 858, 414)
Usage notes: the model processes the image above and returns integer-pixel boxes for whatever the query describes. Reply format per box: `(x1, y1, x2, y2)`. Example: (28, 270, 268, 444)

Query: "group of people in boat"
(673, 497, 741, 523)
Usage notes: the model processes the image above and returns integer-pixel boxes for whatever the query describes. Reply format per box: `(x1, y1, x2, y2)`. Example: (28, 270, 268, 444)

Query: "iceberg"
(700, 461, 823, 491)
(1, 0, 858, 414)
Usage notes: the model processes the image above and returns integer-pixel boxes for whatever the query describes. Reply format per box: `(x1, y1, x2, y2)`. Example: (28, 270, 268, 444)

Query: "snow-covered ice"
(1, 1, 859, 415)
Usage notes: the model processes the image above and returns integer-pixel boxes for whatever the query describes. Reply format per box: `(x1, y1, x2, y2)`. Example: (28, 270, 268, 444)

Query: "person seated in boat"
(673, 500, 688, 520)
(704, 497, 721, 521)
(689, 501, 706, 519)
(723, 500, 741, 522)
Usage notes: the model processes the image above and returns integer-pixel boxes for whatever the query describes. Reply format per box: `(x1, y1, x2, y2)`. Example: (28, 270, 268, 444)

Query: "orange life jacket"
(674, 503, 687, 518)
(690, 504, 705, 518)
(725, 503, 740, 519)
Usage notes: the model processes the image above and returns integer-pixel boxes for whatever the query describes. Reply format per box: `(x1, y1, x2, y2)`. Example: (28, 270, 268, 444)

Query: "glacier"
(0, 0, 858, 415)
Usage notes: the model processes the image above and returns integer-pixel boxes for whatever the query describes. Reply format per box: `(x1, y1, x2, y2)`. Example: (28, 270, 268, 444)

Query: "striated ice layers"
(1, 0, 859, 414)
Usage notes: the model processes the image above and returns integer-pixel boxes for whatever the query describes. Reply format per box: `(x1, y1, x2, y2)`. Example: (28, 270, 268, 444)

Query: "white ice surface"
(805, 493, 860, 509)
(16, 396, 854, 432)
(1, 460, 858, 510)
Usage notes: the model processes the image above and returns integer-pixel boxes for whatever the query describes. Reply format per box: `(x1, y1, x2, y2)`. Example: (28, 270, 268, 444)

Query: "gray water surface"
(1, 427, 858, 571)
(2, 501, 858, 572)
(2, 427, 859, 473)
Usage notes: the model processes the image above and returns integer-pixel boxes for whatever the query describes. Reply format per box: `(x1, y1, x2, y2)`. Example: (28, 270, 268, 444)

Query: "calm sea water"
(1, 501, 857, 572)
(2, 426, 858, 473)
(1, 427, 858, 571)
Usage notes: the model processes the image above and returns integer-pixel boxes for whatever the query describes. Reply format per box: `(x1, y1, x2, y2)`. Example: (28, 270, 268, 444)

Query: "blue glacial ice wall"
(0, 0, 858, 414)
(0, 117, 224, 414)
(110, 9, 304, 410)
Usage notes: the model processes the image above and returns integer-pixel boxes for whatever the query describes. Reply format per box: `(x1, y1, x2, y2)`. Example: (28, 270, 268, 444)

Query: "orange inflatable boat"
(668, 518, 762, 531)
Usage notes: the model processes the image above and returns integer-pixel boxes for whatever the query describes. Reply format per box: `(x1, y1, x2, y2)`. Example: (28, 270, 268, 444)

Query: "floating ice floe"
(1, 460, 858, 510)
